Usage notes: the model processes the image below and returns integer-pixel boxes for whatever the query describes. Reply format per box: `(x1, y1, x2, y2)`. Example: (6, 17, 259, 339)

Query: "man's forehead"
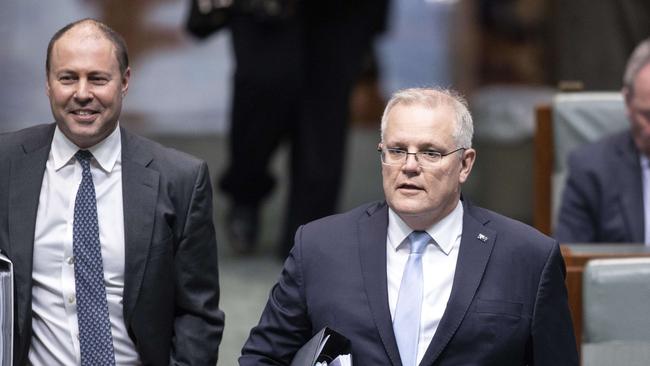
(390, 101, 454, 118)
(384, 113, 455, 146)
(49, 26, 118, 71)
(58, 24, 110, 46)
(386, 103, 454, 126)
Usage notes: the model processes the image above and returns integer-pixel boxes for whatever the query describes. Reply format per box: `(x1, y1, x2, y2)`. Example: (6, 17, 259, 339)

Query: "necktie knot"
(75, 150, 93, 169)
(408, 231, 431, 254)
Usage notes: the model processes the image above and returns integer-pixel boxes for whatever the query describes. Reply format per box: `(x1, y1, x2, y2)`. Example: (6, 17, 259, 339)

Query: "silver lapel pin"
(477, 233, 488, 242)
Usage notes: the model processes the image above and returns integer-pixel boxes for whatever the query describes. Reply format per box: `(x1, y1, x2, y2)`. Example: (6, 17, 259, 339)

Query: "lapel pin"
(477, 233, 488, 242)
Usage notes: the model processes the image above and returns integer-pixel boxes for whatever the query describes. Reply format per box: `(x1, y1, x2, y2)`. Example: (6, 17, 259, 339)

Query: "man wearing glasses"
(240, 87, 578, 365)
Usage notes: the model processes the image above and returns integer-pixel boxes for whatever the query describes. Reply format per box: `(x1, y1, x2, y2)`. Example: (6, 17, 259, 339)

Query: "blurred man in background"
(556, 38, 650, 244)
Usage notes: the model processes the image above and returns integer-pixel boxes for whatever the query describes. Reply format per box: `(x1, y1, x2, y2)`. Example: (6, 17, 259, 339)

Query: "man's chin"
(390, 204, 430, 218)
(60, 124, 107, 148)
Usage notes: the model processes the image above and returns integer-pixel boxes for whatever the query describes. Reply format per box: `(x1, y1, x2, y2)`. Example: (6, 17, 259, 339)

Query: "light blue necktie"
(73, 150, 116, 366)
(394, 231, 431, 366)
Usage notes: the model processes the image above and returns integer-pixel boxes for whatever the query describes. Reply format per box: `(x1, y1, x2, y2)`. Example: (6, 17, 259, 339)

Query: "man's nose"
(73, 80, 93, 102)
(401, 152, 420, 172)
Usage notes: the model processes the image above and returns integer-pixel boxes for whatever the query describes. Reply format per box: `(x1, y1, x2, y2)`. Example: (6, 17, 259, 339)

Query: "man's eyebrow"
(384, 142, 445, 151)
(54, 69, 76, 74)
(413, 142, 445, 151)
(88, 71, 112, 77)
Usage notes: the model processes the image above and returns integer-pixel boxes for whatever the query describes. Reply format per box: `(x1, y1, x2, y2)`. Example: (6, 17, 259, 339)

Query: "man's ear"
(121, 67, 131, 97)
(459, 148, 476, 184)
(623, 86, 632, 103)
(623, 86, 633, 120)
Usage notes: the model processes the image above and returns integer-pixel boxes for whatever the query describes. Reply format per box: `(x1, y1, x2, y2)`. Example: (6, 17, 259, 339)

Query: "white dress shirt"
(29, 125, 141, 365)
(387, 201, 463, 365)
(641, 155, 650, 245)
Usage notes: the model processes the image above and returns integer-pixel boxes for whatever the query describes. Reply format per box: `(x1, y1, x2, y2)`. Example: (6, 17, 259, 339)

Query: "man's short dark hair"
(45, 18, 129, 76)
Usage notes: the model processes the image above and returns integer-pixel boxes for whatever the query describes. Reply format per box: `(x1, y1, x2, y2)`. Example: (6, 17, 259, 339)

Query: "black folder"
(290, 327, 352, 366)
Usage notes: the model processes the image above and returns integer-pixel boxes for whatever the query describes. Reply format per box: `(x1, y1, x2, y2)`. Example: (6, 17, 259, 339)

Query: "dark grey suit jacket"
(555, 131, 645, 243)
(0, 124, 224, 365)
(240, 200, 578, 365)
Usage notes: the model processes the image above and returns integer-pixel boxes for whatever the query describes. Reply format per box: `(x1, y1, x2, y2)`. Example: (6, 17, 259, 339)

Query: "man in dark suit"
(556, 38, 650, 243)
(0, 19, 224, 365)
(240, 88, 578, 365)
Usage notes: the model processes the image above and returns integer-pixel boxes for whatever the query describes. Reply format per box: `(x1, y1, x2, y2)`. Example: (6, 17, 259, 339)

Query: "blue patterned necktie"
(73, 150, 116, 366)
(394, 231, 431, 366)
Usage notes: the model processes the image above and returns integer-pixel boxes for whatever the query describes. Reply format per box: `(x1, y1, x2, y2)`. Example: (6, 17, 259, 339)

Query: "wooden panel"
(533, 104, 553, 235)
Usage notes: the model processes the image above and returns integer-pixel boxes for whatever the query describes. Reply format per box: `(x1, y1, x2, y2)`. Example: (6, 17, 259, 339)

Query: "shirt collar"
(51, 124, 122, 172)
(387, 200, 464, 255)
(641, 154, 649, 169)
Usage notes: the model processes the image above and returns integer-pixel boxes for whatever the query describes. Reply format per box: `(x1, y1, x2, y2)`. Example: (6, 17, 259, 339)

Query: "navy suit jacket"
(0, 124, 224, 365)
(240, 200, 578, 365)
(555, 131, 644, 243)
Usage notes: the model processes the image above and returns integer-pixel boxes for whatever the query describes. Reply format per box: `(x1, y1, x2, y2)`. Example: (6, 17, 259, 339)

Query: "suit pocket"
(458, 299, 526, 351)
(474, 299, 523, 317)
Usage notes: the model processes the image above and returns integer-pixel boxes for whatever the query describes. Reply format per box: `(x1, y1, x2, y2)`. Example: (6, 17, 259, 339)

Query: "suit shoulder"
(0, 124, 53, 154)
(471, 205, 556, 252)
(568, 130, 630, 164)
(299, 201, 384, 238)
(565, 131, 636, 188)
(124, 131, 207, 173)
(291, 202, 385, 265)
(304, 202, 382, 227)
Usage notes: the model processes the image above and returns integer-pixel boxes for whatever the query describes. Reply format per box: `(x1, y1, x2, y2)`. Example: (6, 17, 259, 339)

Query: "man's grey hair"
(380, 87, 473, 149)
(623, 38, 650, 93)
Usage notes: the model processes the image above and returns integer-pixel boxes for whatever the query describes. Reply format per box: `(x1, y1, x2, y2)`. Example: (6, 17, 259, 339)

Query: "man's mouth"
(69, 109, 99, 122)
(71, 109, 98, 115)
(397, 183, 423, 191)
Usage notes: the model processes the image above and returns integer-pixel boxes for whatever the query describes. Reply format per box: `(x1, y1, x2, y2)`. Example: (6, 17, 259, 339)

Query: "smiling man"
(0, 19, 224, 365)
(240, 88, 578, 366)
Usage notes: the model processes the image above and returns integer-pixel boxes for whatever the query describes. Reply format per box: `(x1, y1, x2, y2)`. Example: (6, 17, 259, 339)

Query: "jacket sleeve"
(531, 242, 579, 365)
(171, 161, 225, 365)
(239, 226, 313, 365)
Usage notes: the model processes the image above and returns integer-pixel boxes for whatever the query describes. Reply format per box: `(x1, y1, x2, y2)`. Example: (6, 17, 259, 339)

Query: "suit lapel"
(419, 201, 496, 365)
(358, 202, 402, 366)
(120, 129, 159, 324)
(615, 134, 644, 242)
(8, 126, 54, 340)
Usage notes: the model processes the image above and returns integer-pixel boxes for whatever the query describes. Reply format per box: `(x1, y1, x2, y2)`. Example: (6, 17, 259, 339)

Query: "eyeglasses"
(377, 144, 466, 169)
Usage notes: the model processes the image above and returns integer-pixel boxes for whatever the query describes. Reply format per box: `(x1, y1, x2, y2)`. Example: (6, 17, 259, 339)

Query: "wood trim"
(533, 104, 553, 235)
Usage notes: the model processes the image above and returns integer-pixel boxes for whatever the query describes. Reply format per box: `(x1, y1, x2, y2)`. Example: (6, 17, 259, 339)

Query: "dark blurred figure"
(550, 0, 650, 89)
(220, 0, 389, 257)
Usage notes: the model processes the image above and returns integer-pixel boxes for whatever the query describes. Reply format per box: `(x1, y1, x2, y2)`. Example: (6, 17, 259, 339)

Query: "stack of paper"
(315, 354, 352, 366)
(0, 253, 13, 366)
(291, 327, 352, 366)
